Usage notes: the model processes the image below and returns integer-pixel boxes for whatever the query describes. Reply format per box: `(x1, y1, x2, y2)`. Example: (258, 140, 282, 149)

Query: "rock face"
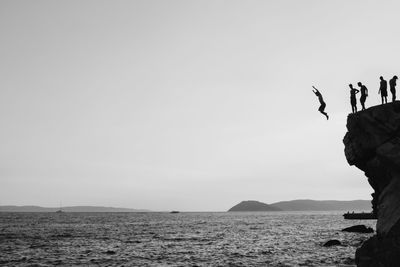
(343, 102, 400, 266)
(228, 201, 281, 212)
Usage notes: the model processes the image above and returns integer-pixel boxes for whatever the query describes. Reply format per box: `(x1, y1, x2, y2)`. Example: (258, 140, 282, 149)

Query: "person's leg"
(318, 104, 326, 116)
(320, 105, 327, 118)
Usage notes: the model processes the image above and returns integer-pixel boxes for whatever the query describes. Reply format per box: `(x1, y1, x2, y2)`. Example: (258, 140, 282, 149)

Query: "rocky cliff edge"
(344, 101, 400, 266)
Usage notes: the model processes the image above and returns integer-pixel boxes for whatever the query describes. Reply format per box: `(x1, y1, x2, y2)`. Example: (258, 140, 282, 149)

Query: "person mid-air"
(379, 76, 388, 104)
(312, 86, 329, 120)
(349, 84, 359, 113)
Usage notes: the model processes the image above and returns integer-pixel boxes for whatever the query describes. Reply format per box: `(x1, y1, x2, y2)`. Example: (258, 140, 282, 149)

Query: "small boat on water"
(170, 211, 180, 214)
(343, 211, 376, 220)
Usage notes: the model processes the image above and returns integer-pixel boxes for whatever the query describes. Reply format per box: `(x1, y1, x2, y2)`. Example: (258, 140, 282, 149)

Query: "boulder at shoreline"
(342, 225, 373, 233)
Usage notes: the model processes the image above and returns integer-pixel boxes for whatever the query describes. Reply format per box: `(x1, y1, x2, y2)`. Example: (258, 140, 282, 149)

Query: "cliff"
(343, 101, 400, 266)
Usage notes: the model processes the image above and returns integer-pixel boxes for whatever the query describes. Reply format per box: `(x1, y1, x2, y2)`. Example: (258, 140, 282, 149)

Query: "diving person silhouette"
(312, 86, 329, 120)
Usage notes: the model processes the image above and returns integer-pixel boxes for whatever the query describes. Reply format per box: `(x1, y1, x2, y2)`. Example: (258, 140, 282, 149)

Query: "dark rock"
(105, 250, 116, 255)
(356, 234, 400, 267)
(344, 102, 400, 234)
(343, 102, 400, 266)
(342, 225, 374, 233)
(323, 239, 341, 247)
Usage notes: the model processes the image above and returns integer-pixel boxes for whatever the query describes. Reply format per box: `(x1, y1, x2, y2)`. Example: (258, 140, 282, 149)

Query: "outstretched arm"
(312, 86, 319, 92)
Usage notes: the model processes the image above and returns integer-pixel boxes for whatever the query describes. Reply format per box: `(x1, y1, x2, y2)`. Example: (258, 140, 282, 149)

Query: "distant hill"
(0, 206, 149, 212)
(228, 199, 372, 212)
(269, 199, 372, 211)
(228, 200, 282, 212)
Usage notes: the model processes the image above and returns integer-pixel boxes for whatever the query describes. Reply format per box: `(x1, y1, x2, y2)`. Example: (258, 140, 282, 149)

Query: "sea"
(0, 211, 375, 267)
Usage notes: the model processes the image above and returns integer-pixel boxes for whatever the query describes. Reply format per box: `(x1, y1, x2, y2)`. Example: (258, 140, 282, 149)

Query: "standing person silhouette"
(312, 86, 329, 120)
(378, 76, 388, 104)
(358, 82, 368, 110)
(390, 75, 398, 102)
(349, 84, 359, 113)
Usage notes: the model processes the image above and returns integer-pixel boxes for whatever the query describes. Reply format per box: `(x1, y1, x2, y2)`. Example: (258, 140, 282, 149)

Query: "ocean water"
(0, 212, 375, 266)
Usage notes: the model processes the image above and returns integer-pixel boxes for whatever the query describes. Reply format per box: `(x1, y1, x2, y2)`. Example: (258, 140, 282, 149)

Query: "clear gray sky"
(1, 0, 399, 211)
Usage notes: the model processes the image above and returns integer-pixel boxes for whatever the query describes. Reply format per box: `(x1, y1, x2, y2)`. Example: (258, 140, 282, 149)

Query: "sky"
(1, 0, 400, 211)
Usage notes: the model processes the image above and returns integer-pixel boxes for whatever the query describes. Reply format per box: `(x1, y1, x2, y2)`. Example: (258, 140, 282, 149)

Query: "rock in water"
(342, 225, 373, 233)
(343, 102, 400, 266)
(323, 240, 341, 247)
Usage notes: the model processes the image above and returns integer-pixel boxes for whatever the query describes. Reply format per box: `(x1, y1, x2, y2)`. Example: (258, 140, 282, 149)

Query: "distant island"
(0, 206, 149, 212)
(228, 199, 372, 212)
(228, 200, 282, 211)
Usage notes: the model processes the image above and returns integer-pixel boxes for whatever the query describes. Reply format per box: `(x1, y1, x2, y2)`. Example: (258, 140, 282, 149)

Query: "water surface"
(0, 211, 374, 266)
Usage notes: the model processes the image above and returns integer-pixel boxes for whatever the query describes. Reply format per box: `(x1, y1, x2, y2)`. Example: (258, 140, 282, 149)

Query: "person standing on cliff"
(390, 75, 398, 102)
(358, 82, 368, 110)
(349, 84, 359, 113)
(379, 76, 388, 104)
(312, 86, 329, 120)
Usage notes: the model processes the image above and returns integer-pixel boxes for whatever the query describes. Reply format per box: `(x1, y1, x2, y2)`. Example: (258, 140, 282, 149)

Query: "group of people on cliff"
(349, 75, 398, 113)
(312, 75, 398, 120)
